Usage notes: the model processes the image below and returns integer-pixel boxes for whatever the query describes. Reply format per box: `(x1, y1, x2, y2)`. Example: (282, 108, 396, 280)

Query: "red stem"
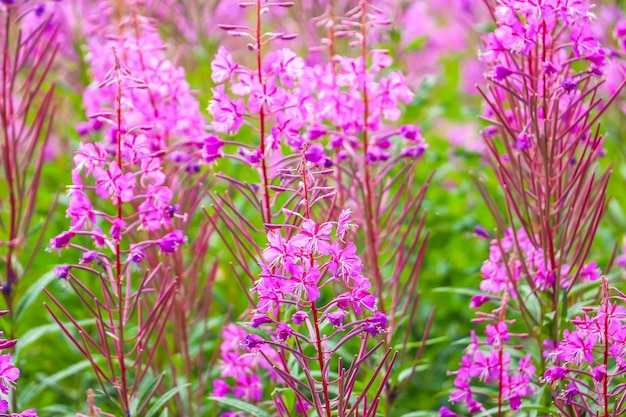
(256, 0, 272, 224)
(301, 161, 331, 417)
(602, 280, 610, 417)
(359, 1, 384, 312)
(114, 54, 130, 415)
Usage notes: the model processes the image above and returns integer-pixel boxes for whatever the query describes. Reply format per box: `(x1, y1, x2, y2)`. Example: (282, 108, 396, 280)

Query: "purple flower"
(325, 310, 348, 327)
(0, 354, 19, 396)
(49, 231, 75, 249)
(274, 324, 293, 343)
(201, 135, 224, 163)
(290, 220, 333, 256)
(128, 246, 146, 264)
(516, 133, 532, 150)
(336, 209, 354, 242)
(493, 65, 513, 81)
(485, 322, 509, 345)
(270, 48, 304, 87)
(250, 314, 273, 328)
(474, 225, 490, 239)
(291, 311, 308, 325)
(470, 294, 490, 309)
(79, 250, 99, 265)
(364, 312, 388, 337)
(562, 77, 578, 93)
(562, 383, 579, 405)
(240, 334, 265, 351)
(543, 366, 569, 383)
(53, 265, 71, 279)
(158, 230, 186, 254)
(211, 379, 230, 397)
(399, 124, 422, 142)
(336, 278, 376, 315)
(439, 407, 457, 417)
(109, 218, 126, 240)
(401, 144, 427, 158)
(305, 143, 325, 164)
(329, 242, 363, 281)
(580, 261, 601, 281)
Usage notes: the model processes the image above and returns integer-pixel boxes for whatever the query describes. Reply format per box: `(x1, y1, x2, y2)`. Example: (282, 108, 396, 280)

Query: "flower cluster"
(298, 53, 426, 163)
(208, 36, 425, 167)
(481, 0, 606, 72)
(445, 299, 535, 415)
(50, 91, 187, 271)
(0, 311, 37, 417)
(79, 8, 208, 167)
(479, 0, 610, 160)
(249, 208, 384, 333)
(49, 9, 192, 264)
(213, 157, 390, 416)
(213, 324, 280, 404)
(543, 280, 626, 415)
(476, 228, 601, 302)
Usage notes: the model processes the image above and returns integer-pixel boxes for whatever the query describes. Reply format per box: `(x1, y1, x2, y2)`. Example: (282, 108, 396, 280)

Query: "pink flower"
(211, 46, 238, 84)
(290, 220, 333, 255)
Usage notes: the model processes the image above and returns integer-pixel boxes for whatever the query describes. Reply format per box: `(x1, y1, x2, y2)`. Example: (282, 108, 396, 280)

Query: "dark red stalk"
(358, 0, 384, 312)
(256, 0, 272, 224)
(113, 52, 130, 415)
(602, 279, 610, 417)
(301, 158, 332, 417)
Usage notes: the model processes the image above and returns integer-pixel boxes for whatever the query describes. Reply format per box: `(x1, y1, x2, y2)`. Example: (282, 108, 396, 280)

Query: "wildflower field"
(5, 0, 626, 416)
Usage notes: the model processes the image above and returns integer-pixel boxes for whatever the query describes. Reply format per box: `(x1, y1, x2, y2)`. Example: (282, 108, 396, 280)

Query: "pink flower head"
(290, 220, 333, 255)
(211, 46, 238, 84)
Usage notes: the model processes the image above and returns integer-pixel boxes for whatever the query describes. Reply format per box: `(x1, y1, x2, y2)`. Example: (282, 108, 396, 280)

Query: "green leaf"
(15, 271, 57, 323)
(145, 383, 191, 417)
(20, 359, 95, 406)
(129, 372, 165, 416)
(15, 319, 94, 360)
(209, 396, 272, 417)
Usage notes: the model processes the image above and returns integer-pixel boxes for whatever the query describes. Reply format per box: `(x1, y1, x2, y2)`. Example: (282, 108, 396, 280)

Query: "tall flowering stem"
(43, 4, 206, 410)
(445, 0, 626, 414)
(213, 151, 394, 416)
(0, 4, 59, 411)
(209, 1, 298, 226)
(0, 1, 58, 322)
(255, 0, 271, 223)
(475, 0, 623, 354)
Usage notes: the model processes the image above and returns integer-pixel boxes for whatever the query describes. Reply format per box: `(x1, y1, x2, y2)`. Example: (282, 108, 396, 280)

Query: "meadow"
(2, 0, 626, 416)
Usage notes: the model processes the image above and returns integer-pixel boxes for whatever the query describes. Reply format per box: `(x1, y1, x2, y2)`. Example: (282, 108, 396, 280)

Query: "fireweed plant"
(0, 2, 61, 415)
(205, 0, 434, 414)
(444, 0, 626, 415)
(79, 7, 222, 414)
(213, 156, 394, 416)
(44, 2, 216, 415)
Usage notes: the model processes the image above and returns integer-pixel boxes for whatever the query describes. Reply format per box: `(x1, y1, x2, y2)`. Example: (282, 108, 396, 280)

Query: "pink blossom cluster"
(444, 316, 535, 415)
(79, 9, 208, 166)
(212, 324, 280, 404)
(249, 208, 384, 332)
(481, 0, 606, 73)
(479, 0, 610, 158)
(543, 282, 626, 415)
(208, 44, 426, 167)
(474, 228, 601, 305)
(0, 311, 36, 417)
(298, 53, 426, 163)
(217, 199, 387, 413)
(49, 30, 188, 273)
